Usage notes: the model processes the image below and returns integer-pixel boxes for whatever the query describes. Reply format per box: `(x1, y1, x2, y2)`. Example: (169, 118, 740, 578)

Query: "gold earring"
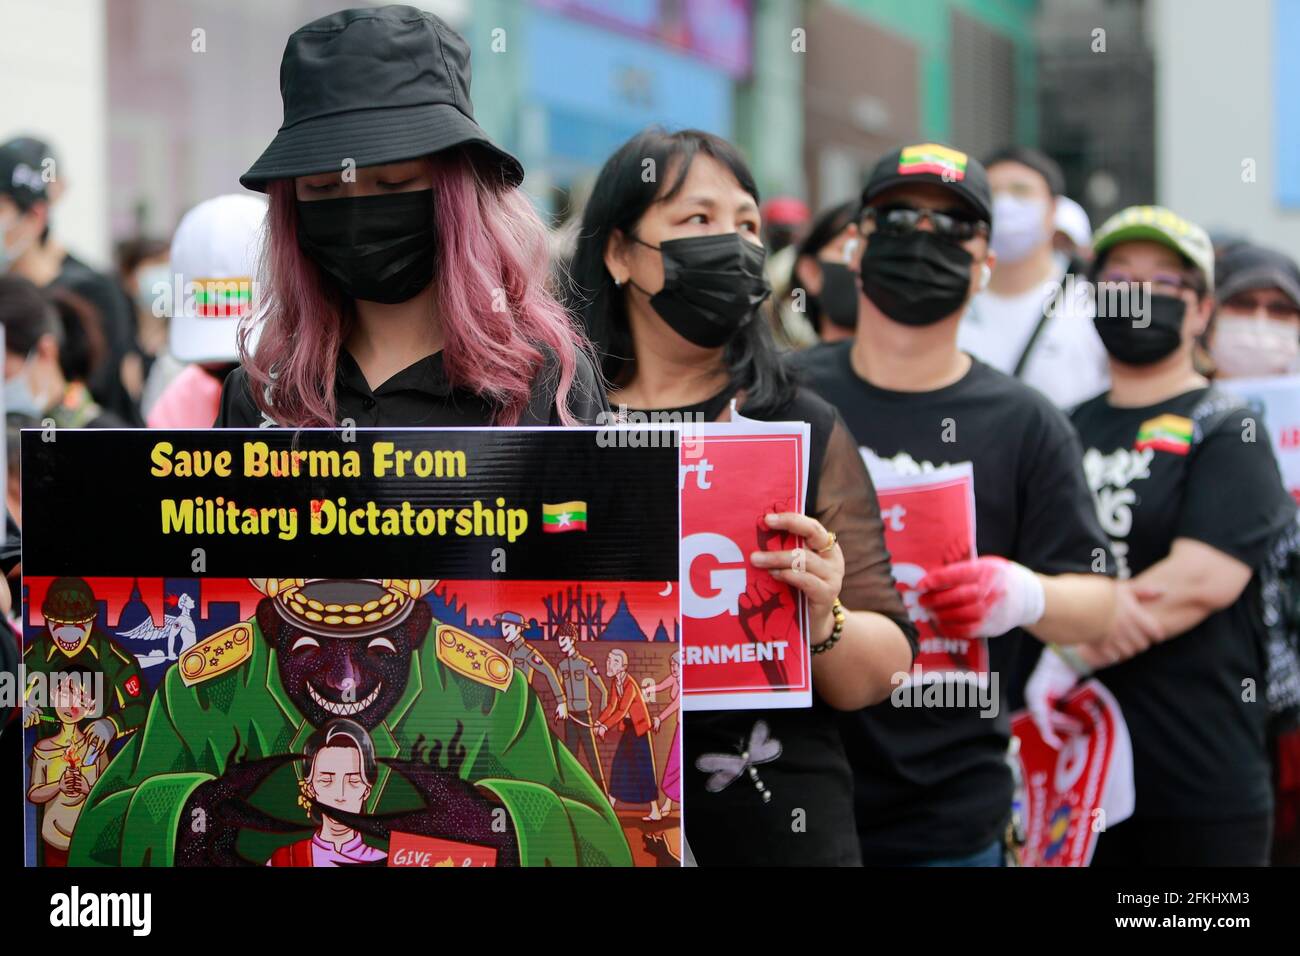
(297, 778, 313, 817)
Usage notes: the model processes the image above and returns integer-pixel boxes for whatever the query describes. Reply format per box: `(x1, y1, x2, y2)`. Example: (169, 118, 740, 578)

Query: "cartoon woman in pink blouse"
(646, 651, 681, 821)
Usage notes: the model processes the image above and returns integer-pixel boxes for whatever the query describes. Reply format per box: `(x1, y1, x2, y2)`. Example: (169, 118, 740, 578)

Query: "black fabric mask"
(1093, 288, 1187, 365)
(859, 231, 974, 326)
(296, 190, 437, 304)
(629, 233, 770, 348)
(814, 261, 860, 331)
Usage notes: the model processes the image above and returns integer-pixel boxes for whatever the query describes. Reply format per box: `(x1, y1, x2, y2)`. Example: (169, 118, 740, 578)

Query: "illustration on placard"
(22, 576, 681, 867)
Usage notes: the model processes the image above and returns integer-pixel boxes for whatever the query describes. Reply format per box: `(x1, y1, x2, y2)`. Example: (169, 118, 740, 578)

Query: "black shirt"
(793, 342, 1111, 862)
(1071, 386, 1297, 821)
(216, 347, 608, 427)
(649, 384, 917, 866)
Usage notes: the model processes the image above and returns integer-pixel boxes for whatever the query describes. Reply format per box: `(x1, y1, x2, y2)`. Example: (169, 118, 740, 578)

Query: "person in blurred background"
(794, 143, 1120, 866)
(788, 200, 860, 346)
(1052, 194, 1093, 274)
(1027, 206, 1297, 866)
(1205, 241, 1300, 380)
(0, 137, 140, 425)
(959, 146, 1108, 410)
(0, 276, 124, 428)
(147, 194, 266, 428)
(570, 125, 916, 865)
(115, 235, 171, 411)
(1202, 239, 1300, 866)
(760, 195, 818, 349)
(216, 6, 602, 429)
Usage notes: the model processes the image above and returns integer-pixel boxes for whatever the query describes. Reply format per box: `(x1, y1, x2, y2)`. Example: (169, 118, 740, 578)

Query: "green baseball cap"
(1092, 204, 1215, 294)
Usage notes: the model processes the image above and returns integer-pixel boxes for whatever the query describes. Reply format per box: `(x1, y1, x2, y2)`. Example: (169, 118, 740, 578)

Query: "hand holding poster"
(681, 420, 811, 710)
(1011, 680, 1135, 867)
(861, 452, 981, 679)
(20, 428, 681, 867)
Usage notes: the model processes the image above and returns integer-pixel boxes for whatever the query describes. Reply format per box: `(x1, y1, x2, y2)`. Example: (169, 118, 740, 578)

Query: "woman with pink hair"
(216, 6, 602, 428)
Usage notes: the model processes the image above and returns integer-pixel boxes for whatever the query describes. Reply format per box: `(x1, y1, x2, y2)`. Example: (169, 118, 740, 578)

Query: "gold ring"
(817, 530, 837, 555)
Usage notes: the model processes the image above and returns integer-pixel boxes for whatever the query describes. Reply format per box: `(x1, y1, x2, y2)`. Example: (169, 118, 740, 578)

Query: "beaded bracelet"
(811, 599, 846, 655)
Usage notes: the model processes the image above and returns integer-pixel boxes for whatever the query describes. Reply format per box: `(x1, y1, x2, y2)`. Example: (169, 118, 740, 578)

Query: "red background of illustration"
(23, 577, 677, 638)
(681, 433, 808, 696)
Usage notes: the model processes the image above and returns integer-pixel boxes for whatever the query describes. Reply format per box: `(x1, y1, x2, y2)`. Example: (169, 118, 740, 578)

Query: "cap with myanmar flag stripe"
(542, 500, 587, 533)
(861, 142, 992, 224)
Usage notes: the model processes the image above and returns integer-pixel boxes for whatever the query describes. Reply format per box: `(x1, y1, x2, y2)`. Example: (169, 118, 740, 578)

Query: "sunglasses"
(864, 205, 990, 242)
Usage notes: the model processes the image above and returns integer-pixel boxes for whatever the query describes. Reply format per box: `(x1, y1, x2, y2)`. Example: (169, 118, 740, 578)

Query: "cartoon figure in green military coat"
(67, 578, 633, 867)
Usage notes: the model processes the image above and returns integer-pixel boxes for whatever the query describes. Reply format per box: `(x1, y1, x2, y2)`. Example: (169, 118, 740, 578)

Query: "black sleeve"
(814, 415, 918, 660)
(1178, 409, 1297, 568)
(214, 367, 261, 427)
(1016, 404, 1115, 576)
(549, 348, 610, 426)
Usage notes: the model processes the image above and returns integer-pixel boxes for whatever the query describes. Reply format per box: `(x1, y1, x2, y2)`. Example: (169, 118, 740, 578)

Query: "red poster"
(681, 424, 810, 710)
(868, 462, 982, 676)
(1011, 681, 1132, 867)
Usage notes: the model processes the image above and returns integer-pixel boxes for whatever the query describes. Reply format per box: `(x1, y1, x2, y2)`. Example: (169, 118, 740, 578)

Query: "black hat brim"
(863, 173, 992, 224)
(239, 102, 524, 192)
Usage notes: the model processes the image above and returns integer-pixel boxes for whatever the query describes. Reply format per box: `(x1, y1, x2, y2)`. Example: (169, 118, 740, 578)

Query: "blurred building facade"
(1150, 0, 1300, 252)
(2, 0, 1047, 260)
(1036, 0, 1155, 230)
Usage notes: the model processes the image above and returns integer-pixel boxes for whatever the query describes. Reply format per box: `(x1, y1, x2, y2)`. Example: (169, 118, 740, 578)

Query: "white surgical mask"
(989, 195, 1050, 265)
(1210, 315, 1300, 378)
(4, 351, 53, 416)
(135, 264, 172, 317)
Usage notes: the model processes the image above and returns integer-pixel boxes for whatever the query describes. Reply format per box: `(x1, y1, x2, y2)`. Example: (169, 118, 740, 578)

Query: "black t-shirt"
(1071, 386, 1297, 821)
(638, 384, 917, 865)
(792, 342, 1111, 862)
(216, 347, 608, 427)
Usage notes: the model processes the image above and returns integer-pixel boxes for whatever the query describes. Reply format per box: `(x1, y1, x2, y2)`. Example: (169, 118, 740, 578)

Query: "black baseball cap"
(241, 5, 523, 191)
(0, 136, 57, 210)
(1215, 241, 1300, 310)
(861, 143, 992, 224)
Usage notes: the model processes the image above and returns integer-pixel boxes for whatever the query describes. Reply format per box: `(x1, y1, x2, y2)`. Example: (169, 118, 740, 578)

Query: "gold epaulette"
(435, 625, 512, 692)
(179, 621, 254, 687)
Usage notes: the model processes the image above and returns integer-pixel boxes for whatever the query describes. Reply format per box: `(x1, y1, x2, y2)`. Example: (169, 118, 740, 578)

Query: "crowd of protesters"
(3, 5, 1299, 868)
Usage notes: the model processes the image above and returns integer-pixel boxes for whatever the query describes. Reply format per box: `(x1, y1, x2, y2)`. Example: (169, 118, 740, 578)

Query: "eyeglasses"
(1095, 270, 1200, 298)
(863, 205, 990, 242)
(1220, 293, 1300, 321)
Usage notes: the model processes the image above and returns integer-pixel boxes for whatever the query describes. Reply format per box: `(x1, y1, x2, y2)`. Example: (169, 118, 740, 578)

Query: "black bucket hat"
(240, 5, 523, 192)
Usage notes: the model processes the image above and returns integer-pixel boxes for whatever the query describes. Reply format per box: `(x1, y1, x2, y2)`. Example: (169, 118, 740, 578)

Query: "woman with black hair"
(569, 127, 917, 865)
(789, 200, 862, 344)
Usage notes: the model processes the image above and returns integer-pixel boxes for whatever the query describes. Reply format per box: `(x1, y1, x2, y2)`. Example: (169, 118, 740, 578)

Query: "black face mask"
(814, 261, 860, 331)
(296, 190, 437, 304)
(859, 231, 974, 327)
(1093, 287, 1187, 365)
(629, 233, 770, 348)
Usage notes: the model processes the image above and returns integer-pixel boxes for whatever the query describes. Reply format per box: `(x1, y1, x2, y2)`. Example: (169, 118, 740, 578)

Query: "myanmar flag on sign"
(542, 500, 588, 533)
(1135, 414, 1193, 455)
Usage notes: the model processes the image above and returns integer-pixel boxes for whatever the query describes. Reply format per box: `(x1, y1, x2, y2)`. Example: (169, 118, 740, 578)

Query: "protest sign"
(862, 453, 982, 680)
(1011, 680, 1135, 867)
(681, 420, 811, 711)
(1218, 373, 1300, 504)
(20, 427, 681, 867)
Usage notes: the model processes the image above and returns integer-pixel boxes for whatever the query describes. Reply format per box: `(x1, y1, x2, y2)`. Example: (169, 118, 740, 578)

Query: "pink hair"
(239, 151, 593, 427)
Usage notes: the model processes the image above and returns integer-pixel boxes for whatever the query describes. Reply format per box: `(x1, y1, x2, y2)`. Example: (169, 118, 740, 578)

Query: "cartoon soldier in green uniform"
(23, 577, 147, 755)
(68, 578, 632, 867)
